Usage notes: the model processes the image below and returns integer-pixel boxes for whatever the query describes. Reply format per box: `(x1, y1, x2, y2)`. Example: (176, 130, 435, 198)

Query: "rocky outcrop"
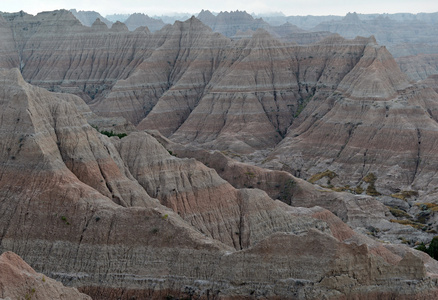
(266, 40, 438, 196)
(0, 10, 419, 158)
(397, 54, 438, 81)
(311, 12, 438, 58)
(1, 9, 154, 102)
(197, 9, 270, 37)
(2, 67, 438, 299)
(0, 251, 91, 300)
(0, 14, 19, 69)
(124, 13, 166, 32)
(113, 131, 330, 249)
(94, 16, 231, 126)
(270, 22, 333, 44)
(70, 9, 113, 27)
(158, 33, 375, 153)
(149, 130, 437, 245)
(3, 9, 438, 198)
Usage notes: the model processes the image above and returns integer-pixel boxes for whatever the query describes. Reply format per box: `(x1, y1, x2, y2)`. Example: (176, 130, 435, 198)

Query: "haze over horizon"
(1, 0, 437, 17)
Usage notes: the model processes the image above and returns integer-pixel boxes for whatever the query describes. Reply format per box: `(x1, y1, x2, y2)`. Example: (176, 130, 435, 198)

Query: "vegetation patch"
(366, 184, 381, 196)
(308, 170, 337, 184)
(279, 179, 296, 203)
(294, 95, 313, 118)
(387, 206, 411, 218)
(362, 173, 377, 184)
(60, 215, 70, 225)
(91, 125, 127, 139)
(362, 173, 381, 196)
(99, 130, 127, 139)
(390, 219, 426, 230)
(415, 202, 438, 211)
(354, 185, 364, 194)
(391, 190, 418, 201)
(416, 236, 438, 260)
(331, 186, 347, 192)
(244, 171, 256, 179)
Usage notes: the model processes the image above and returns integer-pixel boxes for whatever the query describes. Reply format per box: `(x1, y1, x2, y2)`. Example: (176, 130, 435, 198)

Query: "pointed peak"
(183, 16, 209, 28)
(0, 68, 27, 86)
(134, 26, 151, 34)
(252, 28, 272, 38)
(198, 9, 214, 18)
(343, 12, 361, 22)
(91, 18, 108, 29)
(368, 35, 377, 44)
(111, 21, 128, 32)
(126, 13, 155, 20)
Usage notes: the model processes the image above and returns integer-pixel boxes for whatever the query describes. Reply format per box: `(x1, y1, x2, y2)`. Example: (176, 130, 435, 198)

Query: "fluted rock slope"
(2, 68, 438, 299)
(0, 11, 403, 156)
(266, 41, 438, 195)
(139, 31, 375, 154)
(92, 16, 231, 126)
(1, 10, 154, 102)
(396, 54, 438, 81)
(113, 131, 330, 249)
(3, 10, 438, 198)
(311, 12, 438, 57)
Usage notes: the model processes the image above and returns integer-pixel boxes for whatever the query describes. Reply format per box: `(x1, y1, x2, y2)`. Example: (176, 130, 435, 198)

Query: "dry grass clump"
(308, 170, 337, 184)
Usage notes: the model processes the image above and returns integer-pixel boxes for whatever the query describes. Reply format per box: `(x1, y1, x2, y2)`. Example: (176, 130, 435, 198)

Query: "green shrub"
(99, 130, 127, 139)
(416, 236, 438, 260)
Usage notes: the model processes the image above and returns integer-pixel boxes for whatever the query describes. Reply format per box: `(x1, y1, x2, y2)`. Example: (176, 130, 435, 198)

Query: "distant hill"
(70, 9, 112, 27)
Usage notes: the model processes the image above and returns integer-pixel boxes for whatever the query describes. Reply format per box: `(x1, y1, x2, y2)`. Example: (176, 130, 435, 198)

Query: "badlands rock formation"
(123, 13, 166, 32)
(197, 9, 270, 37)
(0, 9, 154, 102)
(70, 9, 113, 28)
(2, 10, 438, 198)
(2, 67, 438, 299)
(311, 12, 438, 57)
(0, 252, 91, 300)
(266, 39, 438, 196)
(149, 130, 436, 245)
(396, 54, 438, 81)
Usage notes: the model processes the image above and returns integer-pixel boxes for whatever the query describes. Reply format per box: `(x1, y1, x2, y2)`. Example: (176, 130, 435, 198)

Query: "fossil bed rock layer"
(1, 66, 438, 299)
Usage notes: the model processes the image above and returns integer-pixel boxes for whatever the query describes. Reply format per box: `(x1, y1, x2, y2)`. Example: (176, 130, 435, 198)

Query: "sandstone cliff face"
(2, 68, 438, 299)
(266, 40, 438, 195)
(0, 252, 91, 300)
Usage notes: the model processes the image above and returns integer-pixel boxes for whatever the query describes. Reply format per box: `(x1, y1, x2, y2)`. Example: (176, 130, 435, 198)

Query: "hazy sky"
(1, 0, 437, 16)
